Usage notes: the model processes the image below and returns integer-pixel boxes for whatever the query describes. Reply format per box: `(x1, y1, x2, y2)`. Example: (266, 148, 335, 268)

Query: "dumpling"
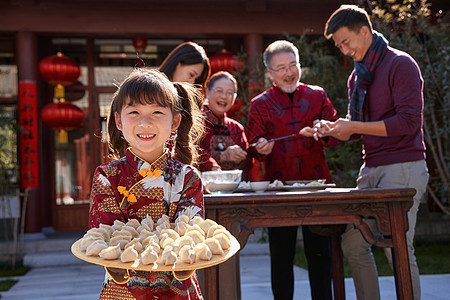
(142, 236, 159, 250)
(189, 216, 204, 226)
(122, 225, 139, 238)
(185, 224, 205, 237)
(141, 215, 154, 232)
(185, 230, 205, 245)
(212, 228, 233, 240)
(80, 235, 103, 251)
(199, 219, 218, 235)
(109, 236, 132, 249)
(179, 245, 196, 264)
(99, 244, 121, 260)
(174, 222, 189, 236)
(159, 246, 177, 266)
(176, 236, 194, 249)
(120, 244, 139, 263)
(157, 215, 170, 226)
(83, 231, 104, 241)
(155, 223, 171, 235)
(139, 229, 156, 242)
(125, 238, 143, 253)
(194, 243, 212, 261)
(160, 229, 180, 241)
(99, 223, 114, 236)
(145, 240, 161, 254)
(204, 237, 224, 255)
(213, 233, 231, 250)
(91, 227, 111, 242)
(125, 218, 140, 229)
(161, 237, 175, 249)
(86, 240, 108, 256)
(207, 224, 226, 238)
(141, 246, 158, 265)
(158, 233, 170, 247)
(137, 223, 152, 234)
(175, 214, 190, 225)
(112, 229, 132, 239)
(112, 220, 125, 231)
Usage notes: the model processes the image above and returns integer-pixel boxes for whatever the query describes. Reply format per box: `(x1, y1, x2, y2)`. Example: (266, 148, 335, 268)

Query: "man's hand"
(254, 137, 274, 155)
(220, 145, 247, 163)
(317, 118, 353, 141)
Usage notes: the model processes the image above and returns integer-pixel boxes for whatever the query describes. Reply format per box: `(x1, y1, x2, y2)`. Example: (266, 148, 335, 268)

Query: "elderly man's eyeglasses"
(270, 63, 300, 74)
(211, 87, 236, 98)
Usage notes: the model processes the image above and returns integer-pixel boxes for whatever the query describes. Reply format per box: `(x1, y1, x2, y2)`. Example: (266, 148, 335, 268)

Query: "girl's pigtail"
(172, 82, 205, 166)
(107, 93, 128, 159)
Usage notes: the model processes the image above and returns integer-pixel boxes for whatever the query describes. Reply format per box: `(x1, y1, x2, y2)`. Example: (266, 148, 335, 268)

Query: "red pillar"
(16, 31, 42, 234)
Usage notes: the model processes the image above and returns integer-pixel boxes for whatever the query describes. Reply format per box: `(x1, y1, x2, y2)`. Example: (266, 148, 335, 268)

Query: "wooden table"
(201, 187, 415, 300)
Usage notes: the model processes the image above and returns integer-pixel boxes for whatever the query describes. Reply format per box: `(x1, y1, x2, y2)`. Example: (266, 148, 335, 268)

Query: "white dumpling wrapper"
(204, 237, 224, 255)
(213, 232, 231, 250)
(179, 245, 196, 264)
(120, 244, 139, 263)
(86, 240, 108, 256)
(125, 238, 143, 253)
(185, 230, 205, 245)
(112, 220, 125, 231)
(199, 219, 218, 235)
(122, 225, 139, 238)
(174, 222, 189, 236)
(99, 244, 121, 260)
(80, 235, 103, 251)
(112, 229, 132, 239)
(176, 236, 194, 249)
(160, 246, 177, 266)
(160, 229, 180, 241)
(194, 243, 212, 261)
(186, 224, 205, 237)
(141, 247, 158, 265)
(125, 218, 140, 229)
(189, 216, 204, 226)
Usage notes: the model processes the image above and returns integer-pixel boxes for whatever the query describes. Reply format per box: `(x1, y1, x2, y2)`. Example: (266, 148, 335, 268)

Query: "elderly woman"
(199, 71, 252, 180)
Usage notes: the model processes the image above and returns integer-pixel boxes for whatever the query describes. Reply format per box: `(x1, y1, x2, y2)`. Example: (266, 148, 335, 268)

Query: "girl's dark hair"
(324, 5, 373, 39)
(206, 71, 237, 91)
(107, 68, 205, 165)
(159, 41, 211, 88)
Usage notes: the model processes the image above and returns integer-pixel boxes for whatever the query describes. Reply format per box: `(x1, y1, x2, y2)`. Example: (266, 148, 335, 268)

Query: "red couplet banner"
(18, 81, 39, 189)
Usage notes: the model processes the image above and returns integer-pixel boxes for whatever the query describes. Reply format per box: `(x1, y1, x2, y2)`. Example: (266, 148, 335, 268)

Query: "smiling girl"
(89, 68, 206, 299)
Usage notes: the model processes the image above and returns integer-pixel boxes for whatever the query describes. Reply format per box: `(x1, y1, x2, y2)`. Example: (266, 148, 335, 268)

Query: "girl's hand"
(105, 267, 130, 284)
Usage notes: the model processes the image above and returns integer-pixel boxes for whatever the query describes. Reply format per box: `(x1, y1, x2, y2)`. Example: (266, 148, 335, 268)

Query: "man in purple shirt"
(318, 5, 429, 300)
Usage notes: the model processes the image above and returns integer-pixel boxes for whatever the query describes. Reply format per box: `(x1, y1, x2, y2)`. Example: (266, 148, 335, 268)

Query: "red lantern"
(39, 52, 81, 98)
(132, 36, 147, 54)
(41, 99, 84, 143)
(209, 50, 244, 75)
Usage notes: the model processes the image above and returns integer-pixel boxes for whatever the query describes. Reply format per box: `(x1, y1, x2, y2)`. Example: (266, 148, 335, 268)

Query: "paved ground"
(1, 242, 450, 299)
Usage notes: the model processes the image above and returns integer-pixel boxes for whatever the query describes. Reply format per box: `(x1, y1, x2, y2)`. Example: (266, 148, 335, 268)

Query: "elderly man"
(318, 5, 429, 300)
(246, 40, 338, 300)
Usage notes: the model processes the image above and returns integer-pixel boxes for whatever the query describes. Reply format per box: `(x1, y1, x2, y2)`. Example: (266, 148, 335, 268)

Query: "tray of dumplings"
(71, 214, 240, 271)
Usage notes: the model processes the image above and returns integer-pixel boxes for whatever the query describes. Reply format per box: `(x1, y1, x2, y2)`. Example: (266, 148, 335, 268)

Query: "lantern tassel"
(58, 129, 68, 144)
(54, 84, 65, 99)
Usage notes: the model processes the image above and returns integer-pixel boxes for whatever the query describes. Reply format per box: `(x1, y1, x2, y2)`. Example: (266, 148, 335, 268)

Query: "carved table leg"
(389, 202, 413, 299)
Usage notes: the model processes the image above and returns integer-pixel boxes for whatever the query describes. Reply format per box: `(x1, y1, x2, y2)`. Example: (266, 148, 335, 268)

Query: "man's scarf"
(349, 31, 388, 121)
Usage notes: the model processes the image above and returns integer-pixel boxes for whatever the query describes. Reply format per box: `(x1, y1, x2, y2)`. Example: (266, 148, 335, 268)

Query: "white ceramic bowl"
(250, 181, 270, 192)
(201, 170, 243, 194)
